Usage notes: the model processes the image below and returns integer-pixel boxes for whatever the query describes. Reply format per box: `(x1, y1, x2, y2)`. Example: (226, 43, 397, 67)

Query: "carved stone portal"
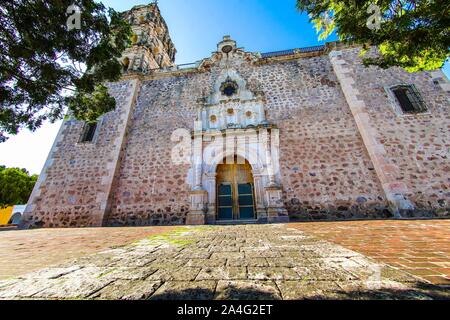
(186, 38, 288, 225)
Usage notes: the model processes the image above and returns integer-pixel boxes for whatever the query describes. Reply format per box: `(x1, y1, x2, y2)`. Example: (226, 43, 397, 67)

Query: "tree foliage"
(296, 0, 450, 72)
(0, 0, 132, 142)
(0, 166, 38, 207)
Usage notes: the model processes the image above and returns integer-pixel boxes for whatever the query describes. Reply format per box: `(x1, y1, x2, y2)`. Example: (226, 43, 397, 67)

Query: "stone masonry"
(121, 4, 176, 73)
(21, 3, 450, 228)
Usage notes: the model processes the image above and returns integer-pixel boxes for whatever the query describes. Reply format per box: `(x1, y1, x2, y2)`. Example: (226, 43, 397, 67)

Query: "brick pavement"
(290, 220, 450, 285)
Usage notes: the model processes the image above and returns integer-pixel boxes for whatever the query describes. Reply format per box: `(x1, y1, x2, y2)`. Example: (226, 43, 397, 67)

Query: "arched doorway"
(216, 156, 256, 221)
(8, 212, 22, 225)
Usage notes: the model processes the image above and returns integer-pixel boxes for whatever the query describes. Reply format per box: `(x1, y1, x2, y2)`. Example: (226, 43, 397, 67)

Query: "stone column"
(329, 50, 414, 217)
(98, 78, 142, 227)
(261, 128, 276, 186)
(205, 172, 217, 224)
(187, 189, 208, 225)
(270, 128, 281, 182)
(265, 185, 289, 223)
(260, 128, 289, 222)
(187, 121, 207, 225)
(192, 121, 203, 190)
(253, 173, 268, 221)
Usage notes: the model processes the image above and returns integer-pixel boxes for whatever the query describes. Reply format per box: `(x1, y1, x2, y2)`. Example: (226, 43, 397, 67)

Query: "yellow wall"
(0, 206, 13, 225)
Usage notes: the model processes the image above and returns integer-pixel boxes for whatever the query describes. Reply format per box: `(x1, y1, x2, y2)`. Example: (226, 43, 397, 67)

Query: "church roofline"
(260, 45, 325, 59)
(121, 41, 354, 81)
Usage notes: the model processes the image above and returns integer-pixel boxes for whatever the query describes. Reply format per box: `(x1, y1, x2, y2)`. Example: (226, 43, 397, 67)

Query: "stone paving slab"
(276, 280, 344, 300)
(290, 220, 450, 285)
(92, 279, 162, 300)
(215, 280, 281, 300)
(151, 281, 217, 300)
(0, 224, 448, 300)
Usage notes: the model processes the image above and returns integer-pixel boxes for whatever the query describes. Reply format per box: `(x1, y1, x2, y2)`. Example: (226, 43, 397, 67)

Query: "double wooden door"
(216, 159, 256, 220)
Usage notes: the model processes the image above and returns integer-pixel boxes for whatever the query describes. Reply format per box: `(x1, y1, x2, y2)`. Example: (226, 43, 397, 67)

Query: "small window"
(80, 122, 97, 143)
(220, 77, 238, 97)
(223, 85, 236, 97)
(391, 85, 427, 114)
(222, 45, 233, 54)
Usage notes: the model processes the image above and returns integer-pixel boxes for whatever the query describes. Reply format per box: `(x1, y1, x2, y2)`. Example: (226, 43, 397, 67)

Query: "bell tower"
(121, 2, 176, 74)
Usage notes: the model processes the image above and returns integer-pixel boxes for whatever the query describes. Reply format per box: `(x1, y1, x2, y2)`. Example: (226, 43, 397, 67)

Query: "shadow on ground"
(150, 287, 276, 301)
(146, 282, 449, 301)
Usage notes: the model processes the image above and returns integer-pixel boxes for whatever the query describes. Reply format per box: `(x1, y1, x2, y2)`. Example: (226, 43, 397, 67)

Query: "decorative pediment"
(219, 77, 239, 97)
(192, 37, 270, 132)
(197, 68, 267, 132)
(203, 69, 263, 106)
(198, 36, 260, 71)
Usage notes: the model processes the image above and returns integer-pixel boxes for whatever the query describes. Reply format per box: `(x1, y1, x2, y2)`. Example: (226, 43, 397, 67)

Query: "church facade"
(22, 3, 450, 228)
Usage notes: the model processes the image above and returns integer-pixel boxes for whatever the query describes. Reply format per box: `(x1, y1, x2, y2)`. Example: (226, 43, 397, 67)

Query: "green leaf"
(296, 0, 450, 72)
(0, 167, 37, 207)
(0, 0, 132, 141)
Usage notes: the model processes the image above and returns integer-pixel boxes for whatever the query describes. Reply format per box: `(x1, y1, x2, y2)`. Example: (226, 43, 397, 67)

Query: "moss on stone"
(134, 226, 210, 248)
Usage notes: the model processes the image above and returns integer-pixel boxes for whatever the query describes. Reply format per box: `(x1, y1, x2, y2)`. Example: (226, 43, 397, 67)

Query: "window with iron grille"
(80, 122, 97, 143)
(391, 85, 427, 114)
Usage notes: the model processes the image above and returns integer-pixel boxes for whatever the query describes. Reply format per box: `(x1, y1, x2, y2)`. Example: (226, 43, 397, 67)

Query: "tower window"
(122, 57, 130, 72)
(80, 122, 97, 143)
(391, 85, 427, 114)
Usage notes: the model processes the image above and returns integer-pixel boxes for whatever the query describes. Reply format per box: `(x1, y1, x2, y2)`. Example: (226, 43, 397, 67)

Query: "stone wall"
(106, 53, 392, 225)
(334, 47, 450, 217)
(121, 4, 176, 73)
(267, 57, 388, 220)
(22, 80, 140, 228)
(23, 43, 450, 227)
(107, 75, 202, 226)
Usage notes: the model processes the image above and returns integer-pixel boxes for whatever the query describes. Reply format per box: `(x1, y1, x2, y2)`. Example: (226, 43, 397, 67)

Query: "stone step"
(0, 225, 18, 231)
(215, 219, 260, 225)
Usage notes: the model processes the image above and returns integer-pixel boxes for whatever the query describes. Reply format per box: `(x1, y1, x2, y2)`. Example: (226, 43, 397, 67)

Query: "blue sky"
(0, 0, 449, 174)
(106, 0, 333, 65)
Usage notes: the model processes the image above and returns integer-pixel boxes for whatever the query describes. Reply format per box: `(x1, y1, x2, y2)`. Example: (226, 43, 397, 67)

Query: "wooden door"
(217, 158, 256, 220)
